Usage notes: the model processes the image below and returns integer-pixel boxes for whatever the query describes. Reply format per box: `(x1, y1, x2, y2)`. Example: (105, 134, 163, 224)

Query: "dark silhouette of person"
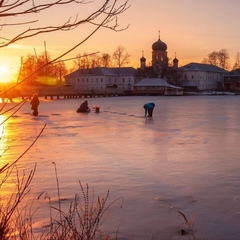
(30, 94, 40, 116)
(143, 102, 155, 117)
(77, 100, 90, 113)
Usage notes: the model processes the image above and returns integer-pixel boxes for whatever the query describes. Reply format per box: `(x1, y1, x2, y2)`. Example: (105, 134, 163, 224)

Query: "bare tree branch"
(0, 0, 85, 16)
(3, 124, 47, 172)
(0, 0, 129, 97)
(0, 0, 130, 47)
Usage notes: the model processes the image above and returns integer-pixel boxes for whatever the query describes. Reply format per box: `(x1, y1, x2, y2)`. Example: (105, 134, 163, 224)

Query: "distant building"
(64, 67, 136, 96)
(64, 33, 181, 97)
(224, 68, 240, 92)
(180, 63, 228, 91)
(64, 35, 231, 96)
(134, 78, 183, 96)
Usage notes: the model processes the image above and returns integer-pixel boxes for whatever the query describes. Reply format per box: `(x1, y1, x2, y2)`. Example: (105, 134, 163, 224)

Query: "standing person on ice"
(30, 93, 40, 116)
(143, 102, 155, 117)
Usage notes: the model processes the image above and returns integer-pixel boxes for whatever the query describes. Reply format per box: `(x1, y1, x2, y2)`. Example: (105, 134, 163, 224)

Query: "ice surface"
(1, 95, 240, 239)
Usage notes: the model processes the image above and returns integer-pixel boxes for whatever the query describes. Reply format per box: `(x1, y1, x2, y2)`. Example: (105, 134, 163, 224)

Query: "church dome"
(152, 38, 167, 51)
(173, 57, 179, 63)
(140, 56, 146, 62)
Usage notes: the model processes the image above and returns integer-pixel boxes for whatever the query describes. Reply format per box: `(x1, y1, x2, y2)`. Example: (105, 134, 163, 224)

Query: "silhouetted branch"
(0, 100, 27, 125)
(0, 0, 130, 97)
(0, 0, 130, 47)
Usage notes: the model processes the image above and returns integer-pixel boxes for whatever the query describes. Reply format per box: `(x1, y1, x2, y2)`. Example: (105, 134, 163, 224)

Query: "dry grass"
(0, 161, 123, 240)
(178, 210, 197, 239)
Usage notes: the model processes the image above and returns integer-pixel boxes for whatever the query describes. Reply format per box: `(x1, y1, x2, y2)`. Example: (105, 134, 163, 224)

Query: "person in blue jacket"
(143, 102, 155, 117)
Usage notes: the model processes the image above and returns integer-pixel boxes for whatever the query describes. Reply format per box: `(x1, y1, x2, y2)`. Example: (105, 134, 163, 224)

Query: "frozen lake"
(1, 95, 240, 239)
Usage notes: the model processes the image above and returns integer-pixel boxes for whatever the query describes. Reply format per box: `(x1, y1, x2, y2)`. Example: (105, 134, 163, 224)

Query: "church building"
(139, 32, 178, 77)
(134, 33, 183, 95)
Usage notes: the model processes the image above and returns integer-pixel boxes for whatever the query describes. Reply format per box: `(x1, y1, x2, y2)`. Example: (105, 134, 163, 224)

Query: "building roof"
(65, 67, 136, 78)
(180, 62, 228, 73)
(135, 78, 182, 89)
(225, 68, 240, 77)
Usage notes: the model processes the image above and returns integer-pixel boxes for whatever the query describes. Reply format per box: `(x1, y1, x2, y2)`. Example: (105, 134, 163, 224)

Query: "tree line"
(19, 51, 68, 85)
(73, 45, 130, 69)
(19, 45, 131, 85)
(20, 46, 240, 86)
(202, 48, 240, 70)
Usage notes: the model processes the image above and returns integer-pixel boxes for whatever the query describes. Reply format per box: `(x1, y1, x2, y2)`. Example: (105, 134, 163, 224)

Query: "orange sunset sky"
(0, 0, 240, 82)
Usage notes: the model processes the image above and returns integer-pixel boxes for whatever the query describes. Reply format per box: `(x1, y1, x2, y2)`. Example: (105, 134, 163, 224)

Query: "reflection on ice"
(1, 96, 240, 239)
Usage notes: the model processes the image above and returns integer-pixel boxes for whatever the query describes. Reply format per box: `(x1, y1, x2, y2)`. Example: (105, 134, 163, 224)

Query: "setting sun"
(0, 63, 17, 83)
(0, 64, 11, 83)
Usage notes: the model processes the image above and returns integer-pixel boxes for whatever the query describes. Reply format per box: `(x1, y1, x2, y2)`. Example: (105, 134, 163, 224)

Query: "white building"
(65, 67, 136, 96)
(180, 63, 228, 91)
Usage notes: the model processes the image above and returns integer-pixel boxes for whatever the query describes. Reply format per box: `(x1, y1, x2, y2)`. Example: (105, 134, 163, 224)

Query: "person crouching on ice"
(77, 100, 90, 113)
(143, 102, 155, 117)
